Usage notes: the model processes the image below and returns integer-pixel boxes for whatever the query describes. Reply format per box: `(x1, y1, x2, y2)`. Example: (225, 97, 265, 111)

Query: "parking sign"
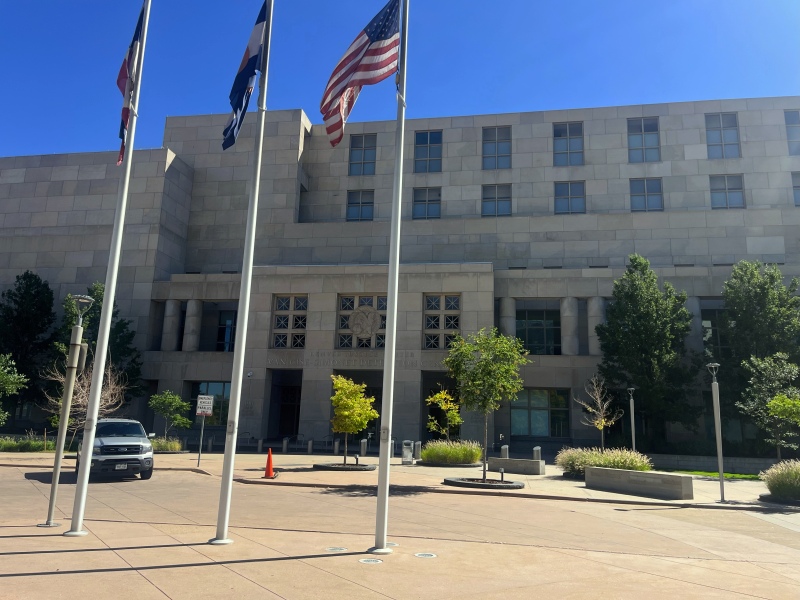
(196, 395, 214, 417)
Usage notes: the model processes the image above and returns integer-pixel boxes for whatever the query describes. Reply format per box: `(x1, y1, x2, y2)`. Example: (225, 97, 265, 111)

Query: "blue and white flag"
(222, 2, 267, 150)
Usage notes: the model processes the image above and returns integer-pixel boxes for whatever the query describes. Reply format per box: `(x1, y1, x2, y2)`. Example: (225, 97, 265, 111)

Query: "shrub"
(555, 447, 653, 477)
(151, 437, 182, 452)
(0, 436, 56, 452)
(760, 460, 800, 501)
(420, 439, 482, 464)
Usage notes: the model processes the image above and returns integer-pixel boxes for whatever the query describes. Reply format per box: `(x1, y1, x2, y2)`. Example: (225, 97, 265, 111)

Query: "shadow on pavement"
(318, 484, 431, 498)
(23, 471, 141, 485)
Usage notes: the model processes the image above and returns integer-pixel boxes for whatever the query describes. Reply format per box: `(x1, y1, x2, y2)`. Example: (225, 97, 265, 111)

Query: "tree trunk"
(777, 442, 782, 461)
(343, 433, 348, 465)
(483, 413, 488, 483)
(601, 427, 604, 450)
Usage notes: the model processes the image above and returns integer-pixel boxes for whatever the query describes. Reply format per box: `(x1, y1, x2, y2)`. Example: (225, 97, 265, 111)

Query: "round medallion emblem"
(349, 305, 381, 338)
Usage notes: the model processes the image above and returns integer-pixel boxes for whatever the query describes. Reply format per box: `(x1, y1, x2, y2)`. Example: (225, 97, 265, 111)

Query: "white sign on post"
(196, 395, 214, 416)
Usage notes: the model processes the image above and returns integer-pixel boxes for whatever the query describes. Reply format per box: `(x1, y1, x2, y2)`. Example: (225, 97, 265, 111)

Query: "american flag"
(320, 0, 400, 147)
(116, 5, 145, 166)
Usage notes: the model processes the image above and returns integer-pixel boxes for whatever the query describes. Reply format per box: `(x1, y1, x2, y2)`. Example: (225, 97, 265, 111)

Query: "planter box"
(487, 457, 545, 476)
(648, 454, 777, 475)
(585, 467, 693, 500)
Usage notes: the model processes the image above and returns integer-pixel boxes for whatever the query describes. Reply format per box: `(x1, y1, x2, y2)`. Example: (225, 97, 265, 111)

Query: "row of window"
(348, 111, 800, 176)
(346, 173, 784, 221)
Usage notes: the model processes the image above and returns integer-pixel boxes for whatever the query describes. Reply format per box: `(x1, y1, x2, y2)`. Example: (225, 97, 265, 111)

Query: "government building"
(2, 96, 799, 452)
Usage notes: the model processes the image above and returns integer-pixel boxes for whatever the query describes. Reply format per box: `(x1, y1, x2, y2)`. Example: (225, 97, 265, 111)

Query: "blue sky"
(1, 0, 798, 157)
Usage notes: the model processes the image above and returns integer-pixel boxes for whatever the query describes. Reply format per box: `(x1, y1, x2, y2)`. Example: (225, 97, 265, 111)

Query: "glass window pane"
(647, 194, 663, 210)
(569, 152, 583, 166)
(498, 184, 511, 198)
(629, 134, 643, 148)
(727, 191, 744, 207)
(554, 198, 569, 214)
(349, 164, 362, 176)
(785, 111, 800, 125)
(644, 133, 659, 147)
(644, 148, 661, 162)
(511, 409, 529, 435)
(428, 187, 441, 201)
(629, 149, 643, 163)
(627, 119, 642, 134)
(346, 206, 359, 220)
(555, 182, 570, 196)
(707, 145, 723, 159)
(482, 200, 496, 216)
(705, 114, 721, 129)
(412, 204, 426, 219)
(413, 188, 426, 201)
(724, 144, 740, 158)
(554, 153, 568, 166)
(568, 137, 583, 151)
(706, 130, 722, 144)
(710, 176, 726, 191)
(428, 204, 441, 218)
(498, 141, 511, 155)
(572, 182, 585, 195)
(362, 163, 375, 176)
(721, 113, 738, 128)
(646, 178, 662, 193)
(530, 411, 549, 436)
(429, 159, 442, 172)
(794, 189, 800, 206)
(553, 123, 568, 137)
(643, 118, 659, 133)
(429, 145, 442, 158)
(482, 142, 496, 156)
(497, 156, 511, 169)
(723, 129, 739, 143)
(568, 122, 583, 136)
(483, 128, 496, 142)
(550, 411, 569, 437)
(483, 157, 496, 170)
(362, 205, 373, 220)
(727, 175, 742, 189)
(414, 146, 429, 159)
(793, 172, 800, 187)
(430, 131, 442, 144)
(364, 134, 376, 147)
(497, 200, 512, 215)
(571, 197, 586, 213)
(415, 160, 427, 172)
(415, 131, 428, 145)
(711, 192, 728, 208)
(554, 138, 568, 152)
(529, 390, 548, 408)
(351, 136, 363, 149)
(364, 148, 376, 161)
(498, 127, 511, 140)
(787, 127, 800, 141)
(789, 141, 800, 155)
(631, 195, 646, 211)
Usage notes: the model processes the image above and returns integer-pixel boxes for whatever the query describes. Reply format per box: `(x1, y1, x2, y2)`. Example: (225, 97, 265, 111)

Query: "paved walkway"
(1, 451, 799, 599)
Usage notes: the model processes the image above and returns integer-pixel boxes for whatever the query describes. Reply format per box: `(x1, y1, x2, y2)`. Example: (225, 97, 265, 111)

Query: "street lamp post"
(707, 363, 726, 502)
(39, 295, 93, 527)
(627, 388, 636, 452)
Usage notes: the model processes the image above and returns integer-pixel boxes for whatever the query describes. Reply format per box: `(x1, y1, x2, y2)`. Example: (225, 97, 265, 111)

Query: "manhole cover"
(325, 547, 347, 552)
(414, 553, 437, 558)
(359, 558, 383, 564)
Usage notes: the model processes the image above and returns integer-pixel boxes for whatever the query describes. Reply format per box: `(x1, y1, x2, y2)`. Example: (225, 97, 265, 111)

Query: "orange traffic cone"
(263, 448, 277, 479)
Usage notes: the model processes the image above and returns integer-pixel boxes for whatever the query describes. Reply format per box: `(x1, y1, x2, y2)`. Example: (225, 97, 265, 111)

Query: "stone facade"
(2, 96, 799, 450)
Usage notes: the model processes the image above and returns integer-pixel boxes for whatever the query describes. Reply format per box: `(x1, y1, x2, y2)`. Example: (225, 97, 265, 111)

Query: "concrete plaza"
(1, 452, 799, 599)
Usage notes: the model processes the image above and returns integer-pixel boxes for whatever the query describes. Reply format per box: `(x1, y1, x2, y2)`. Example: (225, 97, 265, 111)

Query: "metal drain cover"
(359, 558, 383, 564)
(414, 552, 437, 558)
(325, 547, 347, 552)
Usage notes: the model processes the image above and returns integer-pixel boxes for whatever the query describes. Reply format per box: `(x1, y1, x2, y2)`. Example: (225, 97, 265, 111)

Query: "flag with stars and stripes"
(320, 0, 400, 147)
(116, 4, 144, 166)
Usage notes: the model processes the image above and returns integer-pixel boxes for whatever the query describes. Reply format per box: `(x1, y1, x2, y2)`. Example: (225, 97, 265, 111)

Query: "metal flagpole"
(210, 0, 274, 545)
(65, 0, 152, 537)
(371, 0, 410, 555)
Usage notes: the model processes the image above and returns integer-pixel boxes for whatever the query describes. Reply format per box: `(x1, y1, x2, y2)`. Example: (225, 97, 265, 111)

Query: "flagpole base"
(37, 522, 61, 528)
(64, 530, 88, 537)
(367, 546, 393, 555)
(208, 538, 234, 545)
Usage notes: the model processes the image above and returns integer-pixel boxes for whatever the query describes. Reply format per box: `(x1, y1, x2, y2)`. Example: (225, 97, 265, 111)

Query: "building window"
(349, 134, 376, 176)
(423, 294, 461, 350)
(628, 117, 660, 163)
(482, 126, 511, 170)
(516, 306, 561, 355)
(216, 310, 236, 352)
(481, 184, 511, 217)
(793, 172, 800, 206)
(701, 309, 730, 360)
(190, 382, 231, 426)
(412, 187, 441, 219)
(414, 130, 442, 173)
(346, 190, 374, 221)
(272, 295, 308, 349)
(511, 389, 570, 438)
(786, 111, 800, 155)
(630, 178, 663, 212)
(553, 122, 583, 166)
(337, 294, 387, 349)
(554, 181, 585, 215)
(705, 113, 740, 159)
(710, 175, 744, 209)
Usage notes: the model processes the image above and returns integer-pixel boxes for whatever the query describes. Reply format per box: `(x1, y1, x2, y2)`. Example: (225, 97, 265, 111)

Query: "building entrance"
(268, 370, 302, 439)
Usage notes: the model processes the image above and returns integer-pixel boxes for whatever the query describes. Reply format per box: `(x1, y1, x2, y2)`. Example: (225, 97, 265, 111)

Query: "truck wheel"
(140, 468, 153, 480)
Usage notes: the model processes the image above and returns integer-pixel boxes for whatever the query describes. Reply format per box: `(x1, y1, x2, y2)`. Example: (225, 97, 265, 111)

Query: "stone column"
(685, 296, 704, 354)
(182, 299, 202, 352)
(498, 297, 517, 338)
(587, 296, 606, 356)
(560, 297, 579, 356)
(160, 299, 182, 351)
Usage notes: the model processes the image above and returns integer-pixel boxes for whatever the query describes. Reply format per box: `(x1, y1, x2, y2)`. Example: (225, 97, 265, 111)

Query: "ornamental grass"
(555, 446, 653, 477)
(151, 437, 183, 452)
(759, 460, 800, 501)
(420, 439, 482, 464)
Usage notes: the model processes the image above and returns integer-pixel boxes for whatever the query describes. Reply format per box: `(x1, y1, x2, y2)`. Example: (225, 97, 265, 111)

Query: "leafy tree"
(148, 390, 192, 439)
(573, 374, 623, 449)
(768, 393, 800, 427)
(596, 254, 701, 442)
(739, 353, 800, 459)
(444, 328, 528, 481)
(56, 282, 142, 398)
(330, 375, 379, 465)
(0, 354, 27, 427)
(0, 271, 56, 419)
(425, 389, 463, 441)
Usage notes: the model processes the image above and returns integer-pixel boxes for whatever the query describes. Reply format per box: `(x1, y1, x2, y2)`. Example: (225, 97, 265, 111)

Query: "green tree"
(596, 254, 701, 443)
(444, 328, 528, 481)
(330, 375, 379, 465)
(739, 353, 800, 459)
(148, 390, 192, 439)
(0, 271, 55, 420)
(0, 354, 28, 427)
(572, 374, 623, 449)
(768, 393, 800, 427)
(56, 282, 142, 398)
(425, 389, 463, 441)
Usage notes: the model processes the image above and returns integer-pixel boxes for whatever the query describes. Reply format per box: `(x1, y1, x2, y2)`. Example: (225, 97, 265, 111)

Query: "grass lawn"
(671, 469, 761, 481)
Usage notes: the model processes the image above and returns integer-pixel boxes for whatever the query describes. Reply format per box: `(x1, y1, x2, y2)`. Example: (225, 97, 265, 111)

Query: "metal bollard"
(500, 468, 505, 482)
(414, 440, 422, 460)
(501, 444, 509, 459)
(533, 446, 541, 461)
(360, 438, 368, 456)
(307, 439, 314, 454)
(207, 437, 213, 453)
(391, 439, 396, 458)
(355, 454, 359, 465)
(333, 439, 340, 455)
(282, 437, 289, 453)
(257, 439, 264, 453)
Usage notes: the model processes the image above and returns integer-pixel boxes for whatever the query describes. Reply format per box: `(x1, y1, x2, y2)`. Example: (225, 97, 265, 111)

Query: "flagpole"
(371, 0, 410, 555)
(210, 0, 274, 545)
(65, 0, 152, 537)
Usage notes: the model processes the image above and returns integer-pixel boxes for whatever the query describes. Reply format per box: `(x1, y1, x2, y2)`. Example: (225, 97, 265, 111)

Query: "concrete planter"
(442, 477, 525, 490)
(487, 457, 545, 475)
(585, 467, 693, 500)
(648, 454, 778, 475)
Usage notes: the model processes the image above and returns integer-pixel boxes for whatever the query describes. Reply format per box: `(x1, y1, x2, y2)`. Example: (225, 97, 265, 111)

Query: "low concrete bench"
(585, 467, 693, 500)
(487, 457, 545, 476)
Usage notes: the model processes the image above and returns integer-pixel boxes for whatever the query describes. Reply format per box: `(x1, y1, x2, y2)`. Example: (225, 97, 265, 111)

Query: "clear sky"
(1, 0, 798, 158)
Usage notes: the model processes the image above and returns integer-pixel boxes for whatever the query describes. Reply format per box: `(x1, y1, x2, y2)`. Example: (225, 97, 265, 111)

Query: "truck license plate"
(115, 463, 127, 470)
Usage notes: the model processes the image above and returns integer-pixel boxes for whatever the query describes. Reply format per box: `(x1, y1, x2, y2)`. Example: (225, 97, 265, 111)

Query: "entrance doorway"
(268, 370, 302, 439)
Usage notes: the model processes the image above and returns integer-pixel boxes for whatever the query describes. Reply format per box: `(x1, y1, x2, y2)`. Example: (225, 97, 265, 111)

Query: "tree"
(0, 271, 55, 420)
(56, 282, 142, 399)
(768, 393, 800, 427)
(0, 354, 27, 427)
(444, 328, 528, 482)
(149, 390, 192, 439)
(330, 375, 379, 465)
(739, 353, 800, 459)
(425, 389, 463, 441)
(596, 254, 701, 442)
(573, 374, 623, 449)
